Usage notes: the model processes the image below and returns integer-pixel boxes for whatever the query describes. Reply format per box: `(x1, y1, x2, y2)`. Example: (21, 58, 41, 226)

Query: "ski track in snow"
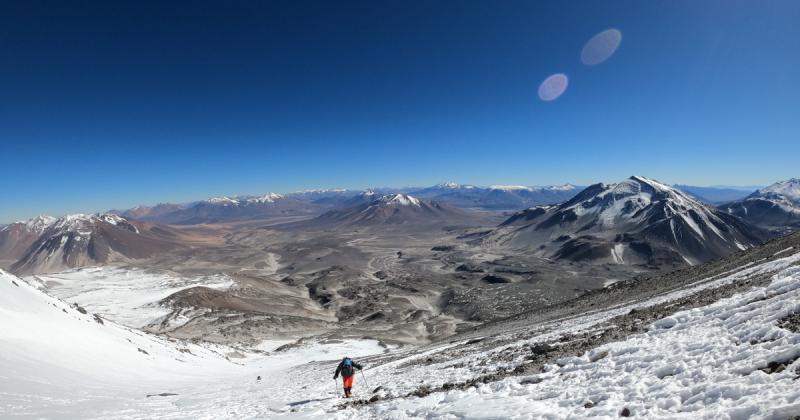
(2, 251, 800, 418)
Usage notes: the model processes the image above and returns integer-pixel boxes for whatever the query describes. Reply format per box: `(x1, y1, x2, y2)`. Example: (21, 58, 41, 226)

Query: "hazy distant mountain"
(673, 185, 754, 204)
(307, 193, 478, 228)
(409, 182, 581, 210)
(113, 203, 188, 220)
(486, 176, 767, 266)
(11, 214, 186, 275)
(131, 194, 321, 224)
(720, 178, 800, 230)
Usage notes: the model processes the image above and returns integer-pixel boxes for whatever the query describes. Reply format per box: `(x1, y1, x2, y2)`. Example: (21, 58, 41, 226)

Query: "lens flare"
(581, 29, 622, 66)
(538, 73, 568, 101)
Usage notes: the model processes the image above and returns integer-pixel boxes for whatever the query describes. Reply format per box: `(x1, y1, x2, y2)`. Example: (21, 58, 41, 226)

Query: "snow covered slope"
(722, 178, 800, 230)
(487, 176, 767, 266)
(0, 268, 241, 415)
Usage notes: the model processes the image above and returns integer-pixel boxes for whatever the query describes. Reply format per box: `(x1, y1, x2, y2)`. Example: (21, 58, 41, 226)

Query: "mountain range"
(6, 177, 798, 275)
(106, 183, 584, 225)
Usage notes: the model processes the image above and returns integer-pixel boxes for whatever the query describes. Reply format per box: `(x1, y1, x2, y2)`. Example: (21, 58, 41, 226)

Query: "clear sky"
(1, 1, 799, 222)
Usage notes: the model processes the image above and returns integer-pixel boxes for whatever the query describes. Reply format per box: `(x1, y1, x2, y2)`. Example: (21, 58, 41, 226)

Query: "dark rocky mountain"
(673, 185, 754, 204)
(720, 178, 800, 230)
(307, 193, 479, 229)
(10, 214, 187, 274)
(486, 176, 768, 266)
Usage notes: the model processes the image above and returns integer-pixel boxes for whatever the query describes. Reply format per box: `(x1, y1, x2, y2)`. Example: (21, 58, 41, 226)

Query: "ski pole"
(360, 369, 369, 389)
(334, 378, 339, 397)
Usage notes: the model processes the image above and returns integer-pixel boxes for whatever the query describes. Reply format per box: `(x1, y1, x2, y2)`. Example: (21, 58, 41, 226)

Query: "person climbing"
(333, 356, 363, 398)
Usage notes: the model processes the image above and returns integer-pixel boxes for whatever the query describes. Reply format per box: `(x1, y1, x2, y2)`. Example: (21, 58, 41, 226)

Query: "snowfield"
(26, 267, 235, 328)
(2, 246, 800, 418)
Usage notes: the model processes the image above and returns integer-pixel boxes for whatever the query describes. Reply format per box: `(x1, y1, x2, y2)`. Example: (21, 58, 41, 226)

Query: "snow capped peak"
(295, 188, 348, 194)
(204, 193, 284, 205)
(97, 213, 128, 226)
(22, 215, 57, 232)
(438, 181, 460, 188)
(379, 194, 421, 207)
(246, 193, 283, 204)
(434, 182, 476, 190)
(567, 176, 712, 229)
(206, 196, 240, 205)
(2, 215, 57, 233)
(626, 175, 675, 193)
(361, 190, 377, 197)
(46, 213, 135, 233)
(756, 178, 800, 201)
(543, 184, 577, 191)
(489, 185, 534, 192)
(51, 214, 94, 230)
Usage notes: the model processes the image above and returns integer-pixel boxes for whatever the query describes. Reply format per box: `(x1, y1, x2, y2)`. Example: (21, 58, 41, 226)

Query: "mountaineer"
(333, 356, 363, 398)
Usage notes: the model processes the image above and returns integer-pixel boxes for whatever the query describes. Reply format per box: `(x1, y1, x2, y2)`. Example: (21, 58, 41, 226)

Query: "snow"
(1, 267, 395, 418)
(1, 215, 57, 234)
(206, 196, 241, 205)
(205, 193, 284, 205)
(295, 188, 349, 194)
(758, 178, 800, 202)
(611, 243, 625, 264)
(562, 176, 743, 246)
(0, 268, 243, 416)
(489, 185, 534, 192)
(23, 215, 57, 232)
(27, 267, 235, 328)
(435, 182, 477, 190)
(542, 184, 577, 191)
(380, 194, 422, 207)
(43, 213, 134, 233)
(247, 193, 284, 203)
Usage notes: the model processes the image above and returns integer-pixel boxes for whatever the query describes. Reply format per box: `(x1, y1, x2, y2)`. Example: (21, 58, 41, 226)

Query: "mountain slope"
(0, 215, 56, 264)
(486, 176, 767, 266)
(721, 178, 800, 230)
(10, 214, 187, 274)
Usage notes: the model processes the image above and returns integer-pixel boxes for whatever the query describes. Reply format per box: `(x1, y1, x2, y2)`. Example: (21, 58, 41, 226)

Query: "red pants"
(342, 375, 354, 388)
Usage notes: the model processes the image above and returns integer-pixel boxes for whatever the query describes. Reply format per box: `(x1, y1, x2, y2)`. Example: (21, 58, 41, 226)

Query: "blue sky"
(1, 1, 799, 222)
